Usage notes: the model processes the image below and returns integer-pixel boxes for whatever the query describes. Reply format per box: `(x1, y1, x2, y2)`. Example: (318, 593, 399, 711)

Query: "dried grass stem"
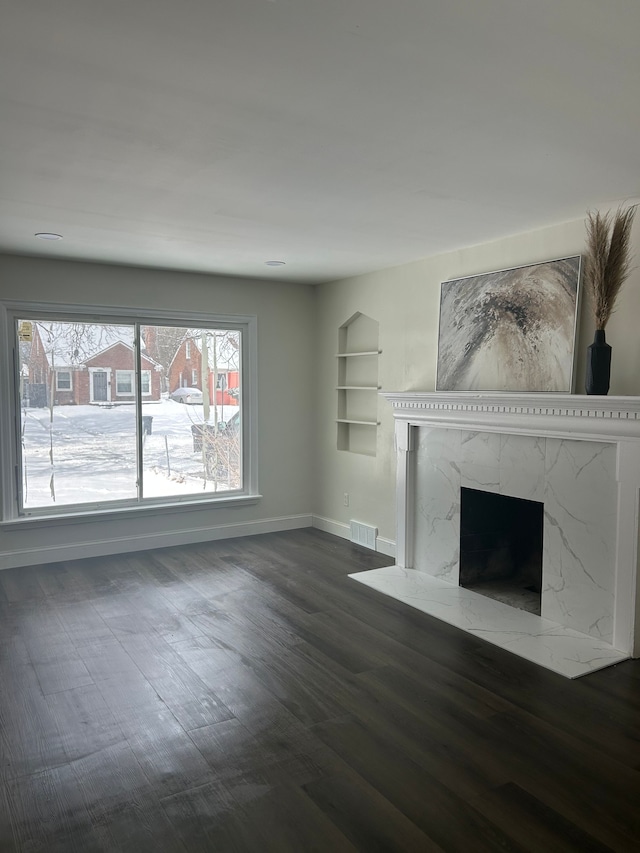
(584, 207, 636, 329)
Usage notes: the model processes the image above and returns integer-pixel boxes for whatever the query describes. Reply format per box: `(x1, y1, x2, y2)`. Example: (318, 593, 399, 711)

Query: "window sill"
(0, 493, 262, 529)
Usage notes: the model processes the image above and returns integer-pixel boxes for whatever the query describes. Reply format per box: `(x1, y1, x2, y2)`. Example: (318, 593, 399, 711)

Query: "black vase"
(585, 329, 611, 395)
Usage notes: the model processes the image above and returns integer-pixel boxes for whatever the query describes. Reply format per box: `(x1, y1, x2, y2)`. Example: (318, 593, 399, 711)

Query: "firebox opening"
(459, 487, 543, 615)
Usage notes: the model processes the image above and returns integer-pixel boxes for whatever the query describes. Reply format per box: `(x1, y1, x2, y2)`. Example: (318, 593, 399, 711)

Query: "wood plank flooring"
(1, 528, 639, 851)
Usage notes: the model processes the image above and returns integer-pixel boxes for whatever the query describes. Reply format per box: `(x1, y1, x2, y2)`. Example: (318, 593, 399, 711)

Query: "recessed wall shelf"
(336, 385, 381, 391)
(337, 313, 380, 456)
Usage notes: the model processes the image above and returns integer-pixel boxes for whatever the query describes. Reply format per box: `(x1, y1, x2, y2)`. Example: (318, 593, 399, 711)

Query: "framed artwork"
(436, 256, 581, 392)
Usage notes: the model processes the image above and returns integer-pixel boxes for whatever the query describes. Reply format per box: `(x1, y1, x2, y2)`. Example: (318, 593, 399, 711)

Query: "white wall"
(314, 213, 640, 549)
(0, 254, 316, 567)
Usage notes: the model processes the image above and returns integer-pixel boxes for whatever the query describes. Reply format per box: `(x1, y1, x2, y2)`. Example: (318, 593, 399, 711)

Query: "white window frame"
(115, 369, 149, 396)
(55, 369, 72, 391)
(185, 340, 191, 359)
(191, 369, 198, 386)
(115, 369, 134, 395)
(0, 302, 258, 523)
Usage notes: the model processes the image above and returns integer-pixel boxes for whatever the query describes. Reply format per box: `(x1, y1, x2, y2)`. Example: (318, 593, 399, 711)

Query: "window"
(185, 340, 191, 359)
(191, 369, 198, 386)
(115, 370, 149, 396)
(56, 370, 72, 391)
(1, 307, 257, 519)
(116, 370, 134, 395)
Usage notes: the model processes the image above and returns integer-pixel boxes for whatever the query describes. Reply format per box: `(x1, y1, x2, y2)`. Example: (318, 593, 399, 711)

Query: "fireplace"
(350, 392, 640, 677)
(459, 487, 543, 614)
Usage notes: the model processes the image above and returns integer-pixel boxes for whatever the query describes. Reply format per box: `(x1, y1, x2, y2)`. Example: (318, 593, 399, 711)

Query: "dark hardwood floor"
(1, 528, 639, 851)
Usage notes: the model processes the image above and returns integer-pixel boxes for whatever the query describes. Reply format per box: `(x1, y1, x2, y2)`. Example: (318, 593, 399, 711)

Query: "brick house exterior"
(80, 343, 161, 405)
(22, 326, 51, 407)
(168, 336, 202, 392)
(23, 325, 161, 406)
(168, 336, 239, 404)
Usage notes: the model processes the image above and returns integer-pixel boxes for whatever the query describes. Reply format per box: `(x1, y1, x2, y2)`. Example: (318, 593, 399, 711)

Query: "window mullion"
(134, 323, 144, 502)
(12, 336, 25, 514)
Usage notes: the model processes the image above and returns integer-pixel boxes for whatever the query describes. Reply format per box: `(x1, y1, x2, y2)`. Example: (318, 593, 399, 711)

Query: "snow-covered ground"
(20, 399, 240, 508)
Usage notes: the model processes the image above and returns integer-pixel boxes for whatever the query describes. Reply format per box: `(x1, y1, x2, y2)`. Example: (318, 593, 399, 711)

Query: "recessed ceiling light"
(35, 232, 63, 241)
(265, 260, 285, 266)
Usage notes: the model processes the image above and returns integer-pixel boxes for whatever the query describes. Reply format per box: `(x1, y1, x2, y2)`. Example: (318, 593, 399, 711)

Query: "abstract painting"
(436, 256, 581, 392)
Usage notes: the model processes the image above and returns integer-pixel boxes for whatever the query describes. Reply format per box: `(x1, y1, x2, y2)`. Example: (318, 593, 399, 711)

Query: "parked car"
(170, 387, 203, 405)
(218, 410, 240, 433)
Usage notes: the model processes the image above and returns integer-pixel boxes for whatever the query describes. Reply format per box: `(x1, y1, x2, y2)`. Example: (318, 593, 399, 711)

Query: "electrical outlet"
(343, 492, 349, 507)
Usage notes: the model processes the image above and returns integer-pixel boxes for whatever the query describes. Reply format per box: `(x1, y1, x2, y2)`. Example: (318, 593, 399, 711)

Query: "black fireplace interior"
(459, 487, 543, 615)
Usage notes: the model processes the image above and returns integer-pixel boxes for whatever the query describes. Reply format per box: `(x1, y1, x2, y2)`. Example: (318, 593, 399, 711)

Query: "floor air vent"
(350, 520, 377, 549)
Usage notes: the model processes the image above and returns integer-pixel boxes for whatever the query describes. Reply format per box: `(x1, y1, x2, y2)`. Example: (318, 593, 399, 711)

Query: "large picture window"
(1, 306, 256, 519)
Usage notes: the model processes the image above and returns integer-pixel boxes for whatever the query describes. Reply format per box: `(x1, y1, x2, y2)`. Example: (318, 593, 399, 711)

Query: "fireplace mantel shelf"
(381, 392, 640, 441)
(383, 391, 640, 413)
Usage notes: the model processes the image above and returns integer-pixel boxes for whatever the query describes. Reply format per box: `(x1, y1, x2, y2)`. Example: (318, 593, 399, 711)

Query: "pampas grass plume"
(584, 206, 636, 329)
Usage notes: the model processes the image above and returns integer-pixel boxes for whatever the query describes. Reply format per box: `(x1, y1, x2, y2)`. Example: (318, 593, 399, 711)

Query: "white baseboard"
(0, 514, 313, 570)
(312, 515, 350, 539)
(312, 515, 396, 558)
(375, 536, 396, 558)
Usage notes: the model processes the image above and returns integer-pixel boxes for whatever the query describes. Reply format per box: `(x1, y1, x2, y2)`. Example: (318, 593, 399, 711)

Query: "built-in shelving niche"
(336, 312, 380, 456)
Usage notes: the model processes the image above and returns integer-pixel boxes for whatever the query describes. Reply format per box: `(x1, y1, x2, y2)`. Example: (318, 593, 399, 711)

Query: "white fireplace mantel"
(383, 392, 640, 442)
(353, 391, 640, 675)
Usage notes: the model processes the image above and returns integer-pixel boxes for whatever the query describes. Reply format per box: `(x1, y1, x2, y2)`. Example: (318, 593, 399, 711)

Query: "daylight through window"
(12, 316, 246, 514)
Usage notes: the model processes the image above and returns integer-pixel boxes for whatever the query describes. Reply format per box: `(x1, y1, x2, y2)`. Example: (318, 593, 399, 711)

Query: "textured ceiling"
(1, 0, 639, 284)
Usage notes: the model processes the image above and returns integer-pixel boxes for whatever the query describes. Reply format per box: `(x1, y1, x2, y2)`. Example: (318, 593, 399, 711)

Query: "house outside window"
(1, 308, 256, 519)
(56, 370, 72, 391)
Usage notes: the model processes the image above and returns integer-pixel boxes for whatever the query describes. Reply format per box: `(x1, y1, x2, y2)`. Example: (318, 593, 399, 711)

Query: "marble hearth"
(350, 393, 640, 678)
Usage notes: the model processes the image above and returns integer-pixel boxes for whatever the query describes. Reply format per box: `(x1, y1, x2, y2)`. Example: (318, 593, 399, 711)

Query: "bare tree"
(37, 321, 133, 366)
(141, 326, 187, 388)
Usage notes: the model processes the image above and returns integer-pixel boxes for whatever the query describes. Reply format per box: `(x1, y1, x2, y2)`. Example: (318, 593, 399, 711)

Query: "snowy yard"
(20, 398, 241, 508)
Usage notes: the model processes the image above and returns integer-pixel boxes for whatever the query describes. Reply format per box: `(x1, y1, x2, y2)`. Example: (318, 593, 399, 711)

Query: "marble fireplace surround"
(351, 393, 640, 678)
